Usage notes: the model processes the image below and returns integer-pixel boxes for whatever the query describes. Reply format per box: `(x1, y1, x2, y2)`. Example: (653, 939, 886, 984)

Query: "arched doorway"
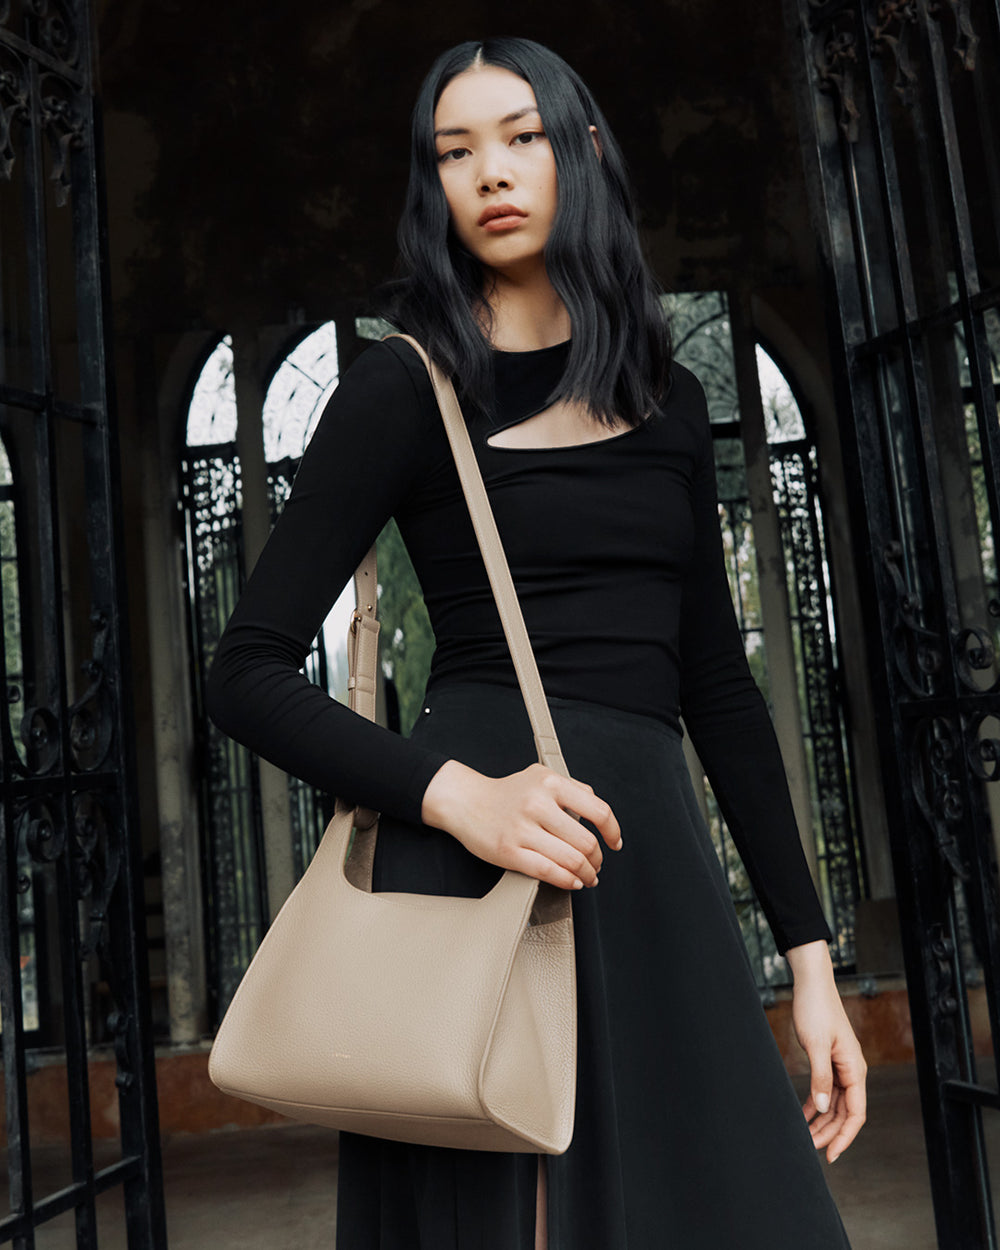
(669, 292, 867, 988)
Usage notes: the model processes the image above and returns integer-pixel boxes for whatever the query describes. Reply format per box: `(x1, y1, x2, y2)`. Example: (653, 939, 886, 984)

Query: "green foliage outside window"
(376, 518, 435, 738)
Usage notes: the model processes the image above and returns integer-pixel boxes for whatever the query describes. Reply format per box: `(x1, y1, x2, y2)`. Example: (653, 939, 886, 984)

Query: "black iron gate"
(0, 1, 166, 1246)
(787, 0, 1000, 1244)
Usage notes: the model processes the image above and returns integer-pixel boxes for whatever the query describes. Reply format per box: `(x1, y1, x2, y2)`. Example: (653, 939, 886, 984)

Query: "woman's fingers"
(805, 1085, 843, 1148)
(825, 1068, 867, 1162)
(565, 780, 623, 850)
(521, 823, 601, 888)
(803, 1065, 868, 1162)
(509, 846, 589, 892)
(532, 767, 623, 852)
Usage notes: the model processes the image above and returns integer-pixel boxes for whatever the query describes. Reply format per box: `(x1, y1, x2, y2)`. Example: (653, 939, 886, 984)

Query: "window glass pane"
(186, 336, 237, 446)
(663, 291, 738, 423)
(263, 322, 339, 462)
(758, 345, 806, 442)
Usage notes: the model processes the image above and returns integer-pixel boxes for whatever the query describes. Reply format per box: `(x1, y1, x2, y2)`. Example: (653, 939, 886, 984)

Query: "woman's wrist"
(785, 938, 837, 986)
(420, 758, 486, 832)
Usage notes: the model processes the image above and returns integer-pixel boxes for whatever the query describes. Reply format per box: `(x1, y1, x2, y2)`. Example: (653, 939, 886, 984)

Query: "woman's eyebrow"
(434, 106, 540, 140)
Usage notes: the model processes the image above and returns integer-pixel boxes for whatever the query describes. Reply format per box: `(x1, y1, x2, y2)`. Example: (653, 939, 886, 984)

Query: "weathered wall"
(94, 0, 823, 339)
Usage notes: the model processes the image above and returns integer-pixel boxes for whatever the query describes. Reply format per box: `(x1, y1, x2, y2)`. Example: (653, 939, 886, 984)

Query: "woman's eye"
(512, 131, 545, 146)
(437, 147, 468, 163)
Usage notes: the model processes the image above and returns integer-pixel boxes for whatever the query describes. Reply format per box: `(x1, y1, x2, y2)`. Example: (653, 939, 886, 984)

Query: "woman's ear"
(589, 124, 603, 160)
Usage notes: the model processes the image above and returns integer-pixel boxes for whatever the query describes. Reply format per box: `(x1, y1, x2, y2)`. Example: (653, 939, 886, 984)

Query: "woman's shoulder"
(653, 358, 711, 448)
(665, 359, 709, 411)
(339, 335, 437, 411)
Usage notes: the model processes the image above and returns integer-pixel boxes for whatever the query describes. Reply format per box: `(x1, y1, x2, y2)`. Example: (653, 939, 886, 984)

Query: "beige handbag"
(208, 334, 577, 1154)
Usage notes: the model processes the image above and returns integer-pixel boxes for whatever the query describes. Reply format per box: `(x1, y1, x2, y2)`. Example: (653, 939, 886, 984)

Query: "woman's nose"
(479, 174, 511, 193)
(476, 147, 513, 194)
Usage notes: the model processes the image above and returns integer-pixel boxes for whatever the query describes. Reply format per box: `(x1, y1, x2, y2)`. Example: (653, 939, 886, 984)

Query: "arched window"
(181, 323, 356, 1018)
(667, 293, 865, 988)
(263, 323, 346, 873)
(263, 321, 339, 464)
(761, 344, 865, 974)
(181, 336, 268, 1019)
(0, 434, 39, 1036)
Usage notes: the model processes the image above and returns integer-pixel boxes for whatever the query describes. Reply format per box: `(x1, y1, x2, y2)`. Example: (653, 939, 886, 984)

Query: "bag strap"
(344, 334, 569, 779)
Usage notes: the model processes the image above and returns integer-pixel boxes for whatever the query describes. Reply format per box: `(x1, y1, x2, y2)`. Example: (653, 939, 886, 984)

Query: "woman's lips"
(482, 214, 527, 233)
(478, 204, 528, 232)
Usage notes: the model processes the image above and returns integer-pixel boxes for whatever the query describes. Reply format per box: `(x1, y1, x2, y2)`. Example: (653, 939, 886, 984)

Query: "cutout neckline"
(484, 408, 652, 453)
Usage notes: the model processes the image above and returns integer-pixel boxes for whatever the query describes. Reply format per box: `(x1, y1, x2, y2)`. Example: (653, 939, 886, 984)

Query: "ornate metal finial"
(929, 0, 979, 70)
(815, 16, 862, 143)
(39, 78, 85, 208)
(0, 55, 29, 182)
(870, 0, 920, 105)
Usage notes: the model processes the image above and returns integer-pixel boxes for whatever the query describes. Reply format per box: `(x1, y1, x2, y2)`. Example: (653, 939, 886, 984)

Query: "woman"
(207, 36, 866, 1250)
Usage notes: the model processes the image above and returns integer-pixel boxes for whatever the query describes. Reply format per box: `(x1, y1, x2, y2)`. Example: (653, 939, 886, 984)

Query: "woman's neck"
(479, 265, 571, 351)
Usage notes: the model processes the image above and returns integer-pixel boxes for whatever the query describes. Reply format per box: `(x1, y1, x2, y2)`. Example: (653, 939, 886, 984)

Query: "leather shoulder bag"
(208, 335, 578, 1154)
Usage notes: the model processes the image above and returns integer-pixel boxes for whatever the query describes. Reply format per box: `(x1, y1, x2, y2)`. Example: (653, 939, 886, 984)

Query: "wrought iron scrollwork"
(952, 625, 1000, 694)
(929, 925, 959, 1018)
(24, 799, 65, 865)
(962, 712, 1000, 783)
(73, 790, 122, 961)
(929, 0, 979, 70)
(38, 71, 83, 207)
(69, 609, 115, 772)
(909, 715, 971, 880)
(27, 0, 80, 71)
(0, 44, 28, 180)
(106, 1008, 135, 1090)
(18, 704, 59, 774)
(814, 9, 862, 142)
(770, 447, 864, 958)
(870, 0, 919, 104)
(883, 540, 943, 694)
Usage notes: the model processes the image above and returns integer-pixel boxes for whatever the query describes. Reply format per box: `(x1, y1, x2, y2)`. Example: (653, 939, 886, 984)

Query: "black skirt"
(334, 680, 852, 1250)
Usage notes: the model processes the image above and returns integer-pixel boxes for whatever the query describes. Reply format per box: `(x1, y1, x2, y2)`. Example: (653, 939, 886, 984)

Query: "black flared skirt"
(334, 680, 852, 1250)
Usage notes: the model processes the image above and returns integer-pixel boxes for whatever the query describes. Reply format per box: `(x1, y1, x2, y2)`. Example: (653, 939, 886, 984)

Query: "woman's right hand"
(420, 759, 622, 890)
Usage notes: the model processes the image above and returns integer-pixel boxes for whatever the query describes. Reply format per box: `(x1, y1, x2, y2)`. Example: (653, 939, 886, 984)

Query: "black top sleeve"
(676, 387, 834, 955)
(204, 340, 454, 826)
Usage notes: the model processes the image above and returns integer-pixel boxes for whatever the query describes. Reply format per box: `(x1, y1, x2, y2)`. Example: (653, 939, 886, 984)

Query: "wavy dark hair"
(377, 37, 672, 428)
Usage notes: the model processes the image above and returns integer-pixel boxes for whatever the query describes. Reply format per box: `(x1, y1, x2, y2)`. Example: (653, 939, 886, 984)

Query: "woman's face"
(433, 65, 558, 279)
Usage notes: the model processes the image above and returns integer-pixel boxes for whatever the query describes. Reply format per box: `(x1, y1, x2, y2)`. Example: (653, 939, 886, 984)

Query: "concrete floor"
(12, 1061, 998, 1248)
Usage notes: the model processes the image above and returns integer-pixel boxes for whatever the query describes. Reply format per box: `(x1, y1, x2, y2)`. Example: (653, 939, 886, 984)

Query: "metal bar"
(944, 1081, 1000, 1111)
(71, 8, 167, 1243)
(27, 24, 101, 1228)
(0, 27, 87, 87)
(0, 385, 100, 422)
(915, 3, 1000, 1185)
(0, 1155, 143, 1240)
(856, 0, 960, 634)
(918, 0, 1000, 615)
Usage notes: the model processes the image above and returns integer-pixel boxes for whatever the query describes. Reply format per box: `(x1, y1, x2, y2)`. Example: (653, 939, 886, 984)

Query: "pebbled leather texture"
(208, 336, 577, 1153)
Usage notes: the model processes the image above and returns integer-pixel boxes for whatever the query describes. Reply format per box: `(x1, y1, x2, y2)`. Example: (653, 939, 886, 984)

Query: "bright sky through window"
(263, 322, 340, 462)
(186, 335, 237, 446)
(757, 345, 806, 443)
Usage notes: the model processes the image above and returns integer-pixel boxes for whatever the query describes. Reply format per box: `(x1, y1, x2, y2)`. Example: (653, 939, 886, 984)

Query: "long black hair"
(377, 37, 672, 429)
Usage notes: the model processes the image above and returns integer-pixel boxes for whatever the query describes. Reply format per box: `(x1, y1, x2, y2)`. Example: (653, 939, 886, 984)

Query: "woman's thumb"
(811, 1055, 834, 1114)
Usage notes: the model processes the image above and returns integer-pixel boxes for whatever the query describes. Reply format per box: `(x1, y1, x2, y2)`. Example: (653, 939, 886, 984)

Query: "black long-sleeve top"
(205, 335, 833, 955)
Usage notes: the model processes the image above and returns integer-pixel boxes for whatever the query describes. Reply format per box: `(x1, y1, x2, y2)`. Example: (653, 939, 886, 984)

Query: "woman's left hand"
(786, 939, 868, 1164)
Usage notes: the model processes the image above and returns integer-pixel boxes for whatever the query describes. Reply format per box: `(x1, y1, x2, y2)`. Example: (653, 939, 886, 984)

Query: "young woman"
(207, 36, 866, 1250)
